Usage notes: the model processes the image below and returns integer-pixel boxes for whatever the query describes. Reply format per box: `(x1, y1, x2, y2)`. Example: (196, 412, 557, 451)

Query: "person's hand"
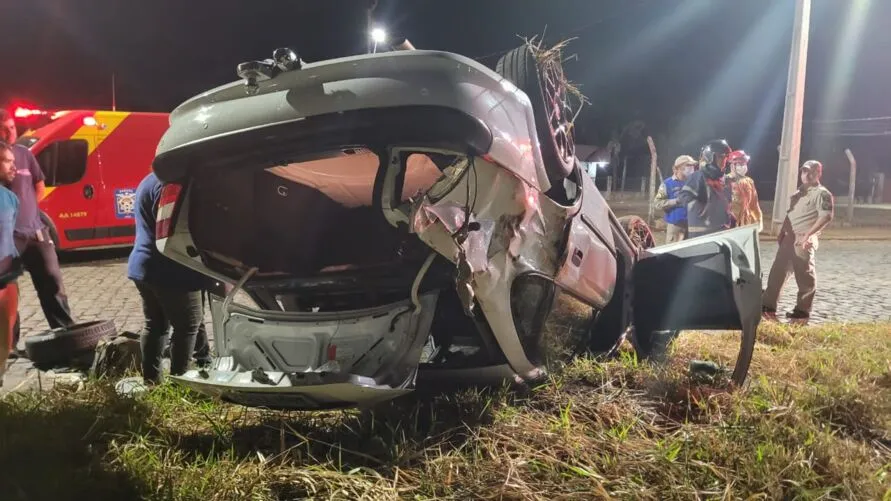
(800, 234, 815, 251)
(794, 232, 813, 250)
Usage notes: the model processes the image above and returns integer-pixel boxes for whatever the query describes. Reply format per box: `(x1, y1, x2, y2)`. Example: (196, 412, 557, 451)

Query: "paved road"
(3, 240, 890, 392)
(759, 240, 891, 323)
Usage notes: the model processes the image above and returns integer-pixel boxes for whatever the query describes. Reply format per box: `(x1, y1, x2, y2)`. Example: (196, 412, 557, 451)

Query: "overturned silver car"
(152, 43, 761, 410)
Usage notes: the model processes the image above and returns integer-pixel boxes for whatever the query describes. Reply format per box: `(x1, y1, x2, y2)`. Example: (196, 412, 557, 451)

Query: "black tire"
(24, 319, 117, 370)
(39, 211, 60, 249)
(496, 44, 576, 184)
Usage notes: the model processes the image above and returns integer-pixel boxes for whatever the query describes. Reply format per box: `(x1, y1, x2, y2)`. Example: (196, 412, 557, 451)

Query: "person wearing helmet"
(676, 139, 733, 238)
(726, 150, 763, 229)
(653, 155, 696, 242)
(762, 160, 834, 323)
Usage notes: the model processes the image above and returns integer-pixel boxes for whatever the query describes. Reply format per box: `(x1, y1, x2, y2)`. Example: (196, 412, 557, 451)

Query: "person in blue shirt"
(127, 172, 211, 384)
(653, 155, 696, 243)
(0, 142, 24, 386)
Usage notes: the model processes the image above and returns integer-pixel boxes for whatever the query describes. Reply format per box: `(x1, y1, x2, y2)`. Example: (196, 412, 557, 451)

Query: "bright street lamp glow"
(370, 28, 387, 44)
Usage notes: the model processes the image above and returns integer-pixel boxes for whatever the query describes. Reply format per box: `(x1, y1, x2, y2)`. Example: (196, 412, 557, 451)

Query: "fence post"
(646, 136, 658, 225)
(620, 158, 628, 192)
(845, 148, 856, 225)
(605, 176, 613, 200)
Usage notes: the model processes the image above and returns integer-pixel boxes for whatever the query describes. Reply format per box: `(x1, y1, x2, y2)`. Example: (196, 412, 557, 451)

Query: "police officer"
(762, 160, 834, 323)
(677, 139, 733, 238)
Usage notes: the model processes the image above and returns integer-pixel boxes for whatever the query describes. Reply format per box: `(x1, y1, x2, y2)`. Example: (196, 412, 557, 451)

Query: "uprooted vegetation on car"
(1, 322, 889, 500)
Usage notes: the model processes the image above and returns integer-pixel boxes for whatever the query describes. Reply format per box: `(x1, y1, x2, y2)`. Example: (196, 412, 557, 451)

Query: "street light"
(370, 27, 387, 53)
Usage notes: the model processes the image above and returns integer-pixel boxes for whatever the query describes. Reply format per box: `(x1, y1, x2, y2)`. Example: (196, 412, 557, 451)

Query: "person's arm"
(25, 149, 47, 201)
(730, 179, 743, 222)
(652, 182, 676, 211)
(777, 216, 793, 244)
(750, 180, 763, 225)
(677, 173, 704, 208)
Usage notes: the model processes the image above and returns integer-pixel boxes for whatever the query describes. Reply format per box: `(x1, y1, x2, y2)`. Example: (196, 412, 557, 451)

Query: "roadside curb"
(757, 233, 891, 242)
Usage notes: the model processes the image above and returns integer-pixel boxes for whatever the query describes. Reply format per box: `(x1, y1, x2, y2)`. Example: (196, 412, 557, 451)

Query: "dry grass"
(1, 322, 889, 500)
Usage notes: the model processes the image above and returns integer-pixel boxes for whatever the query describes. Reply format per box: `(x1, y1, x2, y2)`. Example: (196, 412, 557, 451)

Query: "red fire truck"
(12, 108, 169, 251)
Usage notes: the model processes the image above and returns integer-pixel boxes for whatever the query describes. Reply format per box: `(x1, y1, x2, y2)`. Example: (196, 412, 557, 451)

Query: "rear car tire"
(24, 320, 117, 371)
(496, 44, 576, 184)
(617, 215, 656, 250)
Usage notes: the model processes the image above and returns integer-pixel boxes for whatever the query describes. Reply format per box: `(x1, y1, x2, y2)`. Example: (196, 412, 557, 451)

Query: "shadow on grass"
(0, 384, 154, 501)
(165, 383, 516, 475)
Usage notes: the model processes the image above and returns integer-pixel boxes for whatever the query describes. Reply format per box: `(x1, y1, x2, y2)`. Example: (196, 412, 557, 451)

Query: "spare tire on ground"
(24, 320, 117, 371)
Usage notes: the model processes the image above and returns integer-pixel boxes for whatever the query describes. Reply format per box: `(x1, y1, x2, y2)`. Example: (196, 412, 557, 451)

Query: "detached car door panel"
(631, 225, 762, 334)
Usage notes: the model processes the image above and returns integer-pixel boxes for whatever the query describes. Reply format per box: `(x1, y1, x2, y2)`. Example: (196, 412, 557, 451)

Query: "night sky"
(3, 0, 890, 195)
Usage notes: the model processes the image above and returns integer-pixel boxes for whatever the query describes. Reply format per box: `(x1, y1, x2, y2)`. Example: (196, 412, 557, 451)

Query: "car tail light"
(156, 183, 183, 240)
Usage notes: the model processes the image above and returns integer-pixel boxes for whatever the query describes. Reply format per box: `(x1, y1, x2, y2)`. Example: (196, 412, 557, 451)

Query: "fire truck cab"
(15, 110, 169, 251)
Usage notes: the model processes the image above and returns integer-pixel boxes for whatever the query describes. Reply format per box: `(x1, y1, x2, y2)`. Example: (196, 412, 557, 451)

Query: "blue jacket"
(677, 166, 732, 237)
(0, 185, 22, 285)
(662, 177, 687, 225)
(127, 173, 210, 291)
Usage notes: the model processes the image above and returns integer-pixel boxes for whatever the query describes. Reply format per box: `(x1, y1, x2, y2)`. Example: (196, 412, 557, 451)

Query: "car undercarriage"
(150, 42, 762, 410)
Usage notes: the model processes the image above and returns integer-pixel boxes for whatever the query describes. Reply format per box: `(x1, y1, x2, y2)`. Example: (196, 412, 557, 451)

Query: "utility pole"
(772, 0, 811, 234)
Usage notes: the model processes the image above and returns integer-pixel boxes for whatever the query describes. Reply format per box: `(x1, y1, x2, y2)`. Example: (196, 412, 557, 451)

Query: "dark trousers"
(163, 291, 211, 365)
(134, 281, 203, 383)
(15, 232, 74, 331)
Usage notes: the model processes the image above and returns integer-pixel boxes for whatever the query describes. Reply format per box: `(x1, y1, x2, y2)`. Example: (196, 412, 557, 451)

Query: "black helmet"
(700, 139, 732, 167)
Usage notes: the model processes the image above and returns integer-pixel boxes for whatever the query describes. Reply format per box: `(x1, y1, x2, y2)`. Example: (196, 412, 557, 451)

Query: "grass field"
(1, 322, 889, 500)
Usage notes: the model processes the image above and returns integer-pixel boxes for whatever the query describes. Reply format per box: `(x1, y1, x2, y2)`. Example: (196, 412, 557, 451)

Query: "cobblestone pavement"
(759, 240, 891, 324)
(3, 240, 890, 393)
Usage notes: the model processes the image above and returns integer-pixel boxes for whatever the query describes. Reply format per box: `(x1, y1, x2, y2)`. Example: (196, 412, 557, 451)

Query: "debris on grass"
(1, 322, 889, 500)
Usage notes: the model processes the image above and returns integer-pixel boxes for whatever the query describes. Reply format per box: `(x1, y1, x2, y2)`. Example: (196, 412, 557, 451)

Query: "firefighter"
(0, 142, 23, 385)
(726, 150, 763, 229)
(677, 139, 733, 238)
(762, 160, 834, 323)
(653, 155, 697, 242)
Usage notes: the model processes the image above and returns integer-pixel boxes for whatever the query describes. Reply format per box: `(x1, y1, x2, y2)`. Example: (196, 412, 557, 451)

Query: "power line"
(814, 130, 891, 137)
(813, 115, 891, 124)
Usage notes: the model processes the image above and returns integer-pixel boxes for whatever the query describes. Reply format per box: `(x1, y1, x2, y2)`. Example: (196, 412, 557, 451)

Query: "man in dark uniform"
(128, 172, 212, 384)
(677, 139, 734, 238)
(0, 110, 75, 333)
